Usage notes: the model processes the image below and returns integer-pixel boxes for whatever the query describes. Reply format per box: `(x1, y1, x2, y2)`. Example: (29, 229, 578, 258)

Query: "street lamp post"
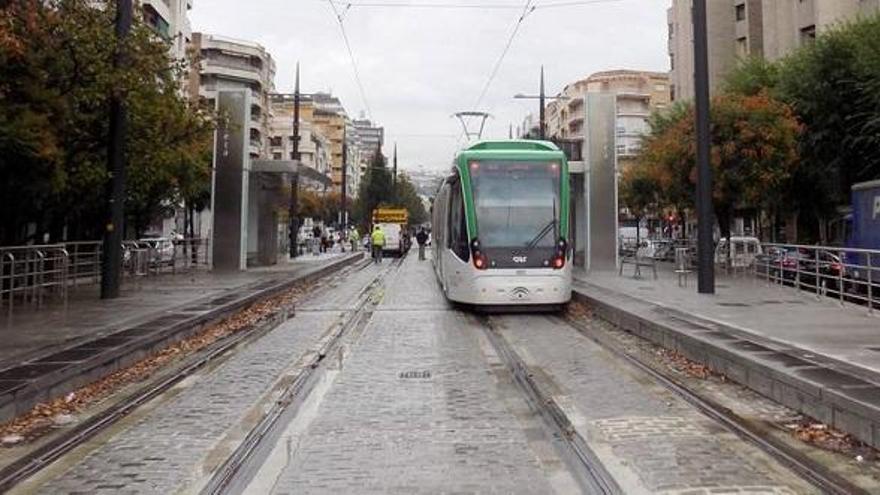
(693, 0, 715, 294)
(101, 0, 132, 300)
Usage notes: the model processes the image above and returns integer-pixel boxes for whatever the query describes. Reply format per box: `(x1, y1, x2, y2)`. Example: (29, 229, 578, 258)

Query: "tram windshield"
(470, 161, 561, 248)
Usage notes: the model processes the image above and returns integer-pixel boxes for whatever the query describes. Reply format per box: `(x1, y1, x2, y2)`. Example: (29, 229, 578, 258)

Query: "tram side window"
(448, 182, 470, 261)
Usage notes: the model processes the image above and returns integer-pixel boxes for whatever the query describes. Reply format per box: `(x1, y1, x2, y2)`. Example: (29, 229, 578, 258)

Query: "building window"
(269, 136, 282, 147)
(654, 83, 666, 91)
(616, 126, 626, 136)
(735, 3, 746, 21)
(272, 152, 282, 160)
(736, 37, 748, 57)
(668, 23, 674, 39)
(670, 54, 675, 70)
(800, 25, 816, 45)
(616, 144, 626, 155)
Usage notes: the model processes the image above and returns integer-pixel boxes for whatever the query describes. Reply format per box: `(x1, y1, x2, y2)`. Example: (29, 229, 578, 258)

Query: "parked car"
(798, 249, 848, 293)
(714, 236, 763, 268)
(138, 237, 174, 266)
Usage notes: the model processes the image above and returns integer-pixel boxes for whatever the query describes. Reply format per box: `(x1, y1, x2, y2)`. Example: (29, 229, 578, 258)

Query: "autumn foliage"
(625, 93, 800, 240)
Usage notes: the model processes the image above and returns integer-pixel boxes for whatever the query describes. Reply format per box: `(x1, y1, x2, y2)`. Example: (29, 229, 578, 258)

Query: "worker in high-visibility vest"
(370, 225, 385, 264)
(349, 228, 360, 252)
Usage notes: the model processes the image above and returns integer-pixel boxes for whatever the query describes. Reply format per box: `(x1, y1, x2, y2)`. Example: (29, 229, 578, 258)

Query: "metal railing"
(754, 243, 879, 314)
(0, 238, 210, 316)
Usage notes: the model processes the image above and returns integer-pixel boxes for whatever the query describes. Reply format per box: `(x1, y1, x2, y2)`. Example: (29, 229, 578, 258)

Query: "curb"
(573, 283, 880, 450)
(0, 253, 363, 423)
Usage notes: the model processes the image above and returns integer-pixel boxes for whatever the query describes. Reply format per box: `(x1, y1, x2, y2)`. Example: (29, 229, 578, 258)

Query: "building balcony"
(617, 110, 650, 118)
(201, 63, 263, 85)
(616, 92, 651, 100)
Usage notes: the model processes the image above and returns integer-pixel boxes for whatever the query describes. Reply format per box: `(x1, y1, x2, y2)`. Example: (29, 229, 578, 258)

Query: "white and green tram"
(432, 140, 572, 309)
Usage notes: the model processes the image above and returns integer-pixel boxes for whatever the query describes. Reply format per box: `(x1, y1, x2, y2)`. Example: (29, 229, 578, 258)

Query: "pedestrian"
(416, 227, 429, 261)
(311, 225, 322, 255)
(349, 228, 360, 252)
(371, 225, 385, 264)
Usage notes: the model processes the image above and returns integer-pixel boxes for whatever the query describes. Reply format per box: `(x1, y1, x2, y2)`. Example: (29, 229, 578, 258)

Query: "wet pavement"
(9, 255, 826, 494)
(0, 252, 349, 368)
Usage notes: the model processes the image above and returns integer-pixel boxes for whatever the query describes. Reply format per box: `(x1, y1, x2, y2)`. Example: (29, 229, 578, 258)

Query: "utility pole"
(539, 65, 546, 140)
(392, 142, 398, 198)
(289, 62, 301, 258)
(101, 0, 132, 300)
(341, 126, 347, 234)
(509, 123, 513, 139)
(694, 0, 715, 294)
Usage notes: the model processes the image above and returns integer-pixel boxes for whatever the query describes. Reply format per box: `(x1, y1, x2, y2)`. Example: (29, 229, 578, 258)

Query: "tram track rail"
(201, 255, 405, 495)
(560, 313, 866, 495)
(479, 316, 622, 495)
(0, 255, 369, 493)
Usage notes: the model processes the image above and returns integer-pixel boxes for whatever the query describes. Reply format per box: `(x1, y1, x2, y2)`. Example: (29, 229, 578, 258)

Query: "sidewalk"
(0, 251, 350, 370)
(573, 265, 880, 448)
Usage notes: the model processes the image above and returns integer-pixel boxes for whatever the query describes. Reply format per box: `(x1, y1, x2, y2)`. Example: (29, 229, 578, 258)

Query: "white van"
(715, 236, 762, 268)
(378, 223, 403, 256)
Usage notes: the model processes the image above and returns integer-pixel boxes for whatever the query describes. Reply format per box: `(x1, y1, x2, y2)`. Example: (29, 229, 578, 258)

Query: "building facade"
(189, 33, 276, 159)
(268, 94, 332, 192)
(668, 0, 880, 101)
(140, 0, 193, 63)
(546, 70, 670, 169)
(352, 118, 384, 175)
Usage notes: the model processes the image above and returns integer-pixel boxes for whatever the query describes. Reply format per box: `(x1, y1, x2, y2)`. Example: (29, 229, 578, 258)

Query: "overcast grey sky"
(190, 0, 670, 171)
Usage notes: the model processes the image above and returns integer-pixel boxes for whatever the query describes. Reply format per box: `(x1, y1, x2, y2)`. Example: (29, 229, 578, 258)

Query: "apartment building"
(140, 0, 193, 63)
(352, 118, 384, 175)
(268, 94, 332, 192)
(668, 0, 880, 101)
(546, 70, 670, 169)
(189, 33, 276, 159)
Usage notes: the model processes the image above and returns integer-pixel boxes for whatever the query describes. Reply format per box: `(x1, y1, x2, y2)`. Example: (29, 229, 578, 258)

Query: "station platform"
(574, 266, 880, 448)
(0, 251, 353, 377)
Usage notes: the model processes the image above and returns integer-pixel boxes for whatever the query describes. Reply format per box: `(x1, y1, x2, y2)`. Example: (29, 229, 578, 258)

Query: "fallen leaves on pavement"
(0, 282, 311, 444)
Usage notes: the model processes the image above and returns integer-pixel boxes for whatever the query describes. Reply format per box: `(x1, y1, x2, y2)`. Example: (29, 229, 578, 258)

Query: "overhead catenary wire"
(327, 0, 374, 121)
(326, 0, 622, 10)
(451, 0, 533, 151)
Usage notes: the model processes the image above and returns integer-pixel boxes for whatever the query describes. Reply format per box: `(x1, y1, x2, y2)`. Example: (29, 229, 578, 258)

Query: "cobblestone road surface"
(12, 261, 384, 495)
(13, 254, 823, 494)
(265, 256, 576, 494)
(494, 314, 817, 494)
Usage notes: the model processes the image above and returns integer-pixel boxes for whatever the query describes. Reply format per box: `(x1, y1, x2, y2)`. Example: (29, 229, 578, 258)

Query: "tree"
(394, 173, 428, 225)
(619, 161, 660, 246)
(724, 13, 880, 241)
(0, 0, 214, 244)
(635, 93, 800, 247)
(352, 149, 391, 228)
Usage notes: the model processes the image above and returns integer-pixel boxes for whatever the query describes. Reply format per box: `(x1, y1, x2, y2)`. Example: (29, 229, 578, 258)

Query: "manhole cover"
(399, 370, 431, 379)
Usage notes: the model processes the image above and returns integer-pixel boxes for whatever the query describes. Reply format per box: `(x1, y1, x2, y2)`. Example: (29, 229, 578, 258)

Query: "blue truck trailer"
(845, 180, 880, 295)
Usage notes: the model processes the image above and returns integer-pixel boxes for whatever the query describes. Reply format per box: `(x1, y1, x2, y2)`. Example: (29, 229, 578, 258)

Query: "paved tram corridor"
(15, 255, 819, 494)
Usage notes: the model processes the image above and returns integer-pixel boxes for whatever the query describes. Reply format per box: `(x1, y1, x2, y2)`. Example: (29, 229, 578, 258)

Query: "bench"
(619, 254, 658, 280)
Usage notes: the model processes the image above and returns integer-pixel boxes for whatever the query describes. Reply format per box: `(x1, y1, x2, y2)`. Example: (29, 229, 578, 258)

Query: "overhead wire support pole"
(342, 126, 348, 234)
(539, 65, 546, 140)
(289, 62, 302, 258)
(101, 0, 132, 300)
(693, 0, 715, 294)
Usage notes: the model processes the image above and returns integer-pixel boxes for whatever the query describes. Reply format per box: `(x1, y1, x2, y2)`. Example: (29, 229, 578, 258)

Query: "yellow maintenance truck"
(372, 208, 409, 257)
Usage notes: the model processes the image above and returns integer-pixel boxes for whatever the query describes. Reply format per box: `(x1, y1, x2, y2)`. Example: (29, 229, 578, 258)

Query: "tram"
(432, 140, 572, 309)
